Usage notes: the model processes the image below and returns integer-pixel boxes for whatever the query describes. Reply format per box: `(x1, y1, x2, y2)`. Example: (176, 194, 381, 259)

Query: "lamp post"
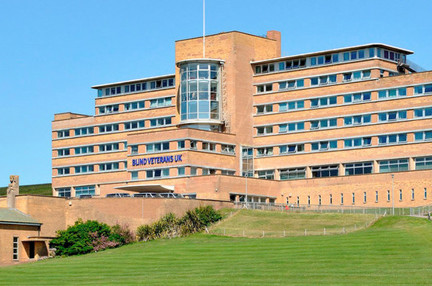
(392, 174, 395, 215)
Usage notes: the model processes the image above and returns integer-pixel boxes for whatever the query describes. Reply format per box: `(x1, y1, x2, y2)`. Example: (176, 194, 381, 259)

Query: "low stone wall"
(0, 195, 233, 237)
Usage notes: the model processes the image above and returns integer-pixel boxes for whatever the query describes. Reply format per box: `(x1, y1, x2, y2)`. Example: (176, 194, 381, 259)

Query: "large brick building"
(52, 30, 432, 207)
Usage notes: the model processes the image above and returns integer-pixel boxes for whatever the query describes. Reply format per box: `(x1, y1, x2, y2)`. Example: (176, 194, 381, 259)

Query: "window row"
(254, 47, 405, 75)
(97, 77, 175, 97)
(131, 166, 236, 180)
(131, 140, 236, 155)
(56, 162, 125, 176)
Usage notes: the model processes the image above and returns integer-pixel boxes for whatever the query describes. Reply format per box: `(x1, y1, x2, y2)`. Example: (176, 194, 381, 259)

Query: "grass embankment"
(1, 214, 432, 284)
(0, 183, 52, 196)
(211, 209, 376, 237)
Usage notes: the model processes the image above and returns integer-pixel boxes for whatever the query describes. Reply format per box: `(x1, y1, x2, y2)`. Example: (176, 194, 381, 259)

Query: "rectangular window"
(13, 237, 19, 260)
(256, 147, 273, 157)
(99, 143, 120, 152)
(257, 84, 273, 93)
(312, 165, 338, 178)
(149, 97, 172, 108)
(57, 187, 71, 197)
(329, 194, 333, 205)
(257, 126, 273, 135)
(74, 127, 94, 136)
(150, 117, 172, 127)
(256, 104, 273, 114)
(146, 142, 170, 153)
(279, 122, 304, 133)
(279, 79, 304, 90)
(310, 118, 337, 130)
(257, 170, 275, 180)
(415, 156, 432, 170)
(99, 124, 119, 133)
(99, 162, 120, 171)
(425, 188, 428, 200)
(341, 193, 344, 205)
(202, 142, 216, 151)
(344, 114, 371, 126)
(376, 191, 379, 202)
(124, 101, 145, 111)
(379, 159, 409, 173)
(279, 144, 304, 154)
(99, 104, 119, 114)
(146, 168, 170, 179)
(131, 171, 138, 181)
(279, 168, 306, 180)
(124, 120, 145, 130)
(177, 140, 185, 149)
(363, 192, 367, 203)
(378, 134, 407, 145)
(74, 146, 94, 155)
(221, 144, 235, 154)
(413, 107, 432, 118)
(57, 130, 70, 138)
(57, 168, 70, 175)
(75, 185, 95, 197)
(75, 165, 94, 174)
(345, 162, 373, 175)
(57, 149, 70, 157)
(178, 167, 185, 176)
(411, 189, 415, 200)
(352, 193, 355, 204)
(279, 100, 304, 112)
(344, 92, 371, 103)
(311, 141, 337, 151)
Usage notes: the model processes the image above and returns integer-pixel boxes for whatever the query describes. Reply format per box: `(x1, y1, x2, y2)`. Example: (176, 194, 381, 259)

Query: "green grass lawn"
(0, 183, 52, 196)
(1, 215, 432, 285)
(211, 209, 377, 237)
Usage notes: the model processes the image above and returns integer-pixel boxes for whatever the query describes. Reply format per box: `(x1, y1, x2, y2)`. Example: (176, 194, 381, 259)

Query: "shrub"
(50, 219, 135, 256)
(136, 206, 222, 241)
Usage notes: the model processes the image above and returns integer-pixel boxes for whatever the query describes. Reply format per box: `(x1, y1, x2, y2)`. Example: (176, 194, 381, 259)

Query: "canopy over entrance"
(114, 184, 175, 193)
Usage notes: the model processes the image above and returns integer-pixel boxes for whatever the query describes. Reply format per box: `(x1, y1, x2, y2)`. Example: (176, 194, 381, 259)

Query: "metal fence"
(233, 202, 432, 217)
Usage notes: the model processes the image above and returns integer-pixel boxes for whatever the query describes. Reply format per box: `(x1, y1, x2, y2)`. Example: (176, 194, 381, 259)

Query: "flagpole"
(203, 0, 205, 58)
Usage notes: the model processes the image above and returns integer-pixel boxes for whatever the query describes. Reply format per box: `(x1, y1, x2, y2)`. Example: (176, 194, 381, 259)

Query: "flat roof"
(175, 30, 274, 43)
(0, 208, 41, 226)
(114, 184, 175, 193)
(91, 74, 175, 89)
(251, 43, 414, 65)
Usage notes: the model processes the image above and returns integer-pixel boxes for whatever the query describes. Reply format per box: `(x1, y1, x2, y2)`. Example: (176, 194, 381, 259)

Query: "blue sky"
(1, 0, 431, 186)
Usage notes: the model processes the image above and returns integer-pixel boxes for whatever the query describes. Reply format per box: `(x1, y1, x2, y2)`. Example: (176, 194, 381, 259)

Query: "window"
(255, 63, 275, 74)
(57, 149, 70, 157)
(75, 185, 95, 197)
(74, 146, 94, 155)
(177, 140, 185, 149)
(341, 193, 344, 205)
(221, 170, 235, 176)
(318, 195, 322, 206)
(342, 70, 371, 82)
(131, 171, 138, 181)
(310, 118, 337, 130)
(425, 188, 428, 200)
(414, 131, 432, 142)
(124, 101, 145, 111)
(150, 97, 172, 108)
(221, 144, 235, 154)
(352, 193, 355, 204)
(379, 159, 409, 173)
(378, 88, 406, 99)
(57, 130, 70, 138)
(146, 142, 170, 153)
(190, 140, 197, 150)
(310, 74, 337, 86)
(146, 168, 170, 179)
(296, 196, 300, 206)
(279, 122, 304, 133)
(13, 237, 19, 260)
(257, 84, 273, 93)
(277, 58, 306, 71)
(74, 127, 94, 136)
(344, 114, 371, 126)
(363, 192, 367, 204)
(387, 190, 391, 201)
(378, 111, 407, 122)
(378, 134, 407, 145)
(99, 143, 119, 152)
(415, 156, 432, 170)
(311, 141, 337, 151)
(413, 84, 432, 95)
(99, 104, 119, 114)
(279, 168, 306, 180)
(344, 92, 371, 103)
(256, 104, 273, 114)
(279, 144, 304, 154)
(258, 170, 275, 180)
(57, 168, 70, 175)
(202, 142, 216, 151)
(131, 145, 138, 154)
(310, 54, 337, 66)
(257, 147, 273, 157)
(279, 100, 304, 112)
(307, 196, 311, 206)
(178, 167, 185, 176)
(99, 162, 120, 171)
(99, 124, 119, 133)
(257, 126, 273, 135)
(411, 189, 415, 200)
(57, 188, 71, 197)
(98, 78, 174, 97)
(329, 194, 333, 205)
(413, 107, 432, 118)
(150, 117, 172, 127)
(345, 162, 373, 175)
(344, 137, 371, 148)
(75, 165, 94, 174)
(310, 96, 337, 108)
(312, 165, 338, 178)
(376, 191, 379, 202)
(125, 120, 145, 130)
(279, 79, 304, 90)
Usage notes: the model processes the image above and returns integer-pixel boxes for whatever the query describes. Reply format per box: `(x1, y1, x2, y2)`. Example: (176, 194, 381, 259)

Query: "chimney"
(7, 175, 19, 209)
(266, 30, 281, 58)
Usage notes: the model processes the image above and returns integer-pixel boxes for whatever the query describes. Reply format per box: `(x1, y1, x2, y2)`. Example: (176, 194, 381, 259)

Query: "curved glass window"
(180, 62, 221, 121)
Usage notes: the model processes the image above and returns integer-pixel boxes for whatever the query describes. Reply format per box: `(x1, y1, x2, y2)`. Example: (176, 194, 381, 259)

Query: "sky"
(0, 0, 431, 186)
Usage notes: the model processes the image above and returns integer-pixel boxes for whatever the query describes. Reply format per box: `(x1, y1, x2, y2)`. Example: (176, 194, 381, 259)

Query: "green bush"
(137, 206, 222, 241)
(50, 219, 134, 256)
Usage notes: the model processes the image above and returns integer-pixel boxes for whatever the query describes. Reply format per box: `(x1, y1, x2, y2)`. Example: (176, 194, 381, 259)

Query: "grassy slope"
(211, 209, 376, 237)
(1, 215, 432, 285)
(0, 183, 52, 196)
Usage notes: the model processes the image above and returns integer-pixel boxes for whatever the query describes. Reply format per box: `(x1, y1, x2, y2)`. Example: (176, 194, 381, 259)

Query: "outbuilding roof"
(0, 208, 41, 226)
